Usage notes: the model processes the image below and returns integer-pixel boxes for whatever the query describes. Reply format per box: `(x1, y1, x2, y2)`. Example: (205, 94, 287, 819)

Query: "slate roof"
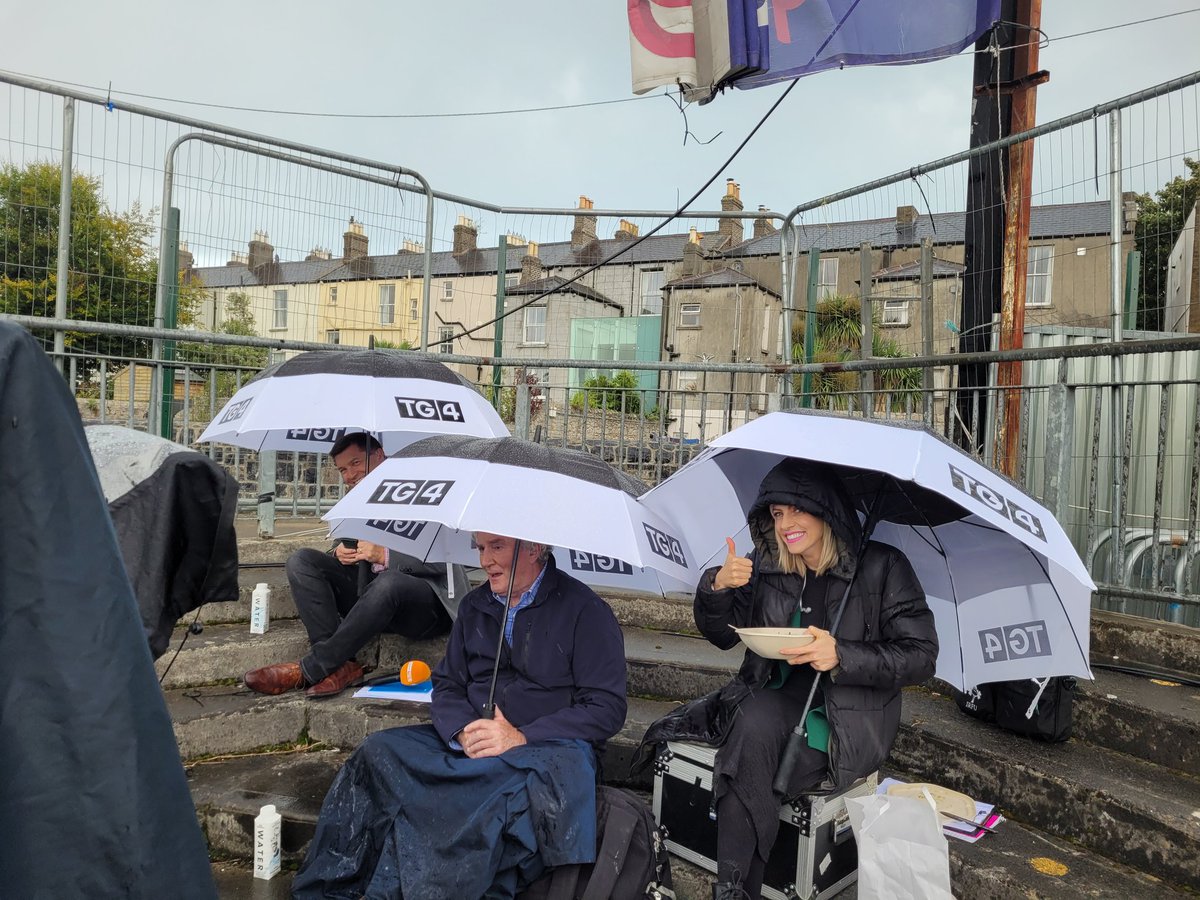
(192, 201, 1112, 288)
(724, 200, 1114, 258)
(663, 267, 781, 297)
(505, 275, 620, 308)
(873, 258, 967, 281)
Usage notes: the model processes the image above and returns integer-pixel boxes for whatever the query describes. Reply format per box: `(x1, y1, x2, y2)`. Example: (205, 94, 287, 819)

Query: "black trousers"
(287, 548, 451, 684)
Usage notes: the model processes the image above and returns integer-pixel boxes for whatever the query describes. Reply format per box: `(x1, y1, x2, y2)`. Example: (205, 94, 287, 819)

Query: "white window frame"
(1027, 245, 1054, 307)
(818, 257, 839, 298)
(379, 284, 395, 324)
(760, 306, 771, 354)
(438, 326, 454, 354)
(442, 280, 454, 300)
(409, 298, 419, 321)
(326, 329, 340, 345)
(679, 302, 701, 328)
(638, 268, 665, 317)
(881, 298, 909, 326)
(505, 274, 520, 291)
(272, 289, 288, 329)
(523, 305, 546, 344)
(328, 285, 337, 305)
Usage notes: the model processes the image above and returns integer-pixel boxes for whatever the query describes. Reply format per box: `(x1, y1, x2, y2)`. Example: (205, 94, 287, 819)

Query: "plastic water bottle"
(253, 803, 282, 880)
(250, 582, 271, 635)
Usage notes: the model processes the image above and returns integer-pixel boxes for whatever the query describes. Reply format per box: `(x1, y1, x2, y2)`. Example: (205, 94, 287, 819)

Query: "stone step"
(161, 619, 1200, 785)
(189, 737, 1188, 900)
(1091, 610, 1200, 680)
(892, 686, 1200, 892)
(173, 672, 1200, 893)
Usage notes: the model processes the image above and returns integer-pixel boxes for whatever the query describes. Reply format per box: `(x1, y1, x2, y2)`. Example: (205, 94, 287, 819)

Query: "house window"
(442, 281, 454, 300)
(639, 268, 665, 316)
(272, 289, 288, 329)
(326, 329, 340, 345)
(882, 298, 909, 326)
(680, 303, 701, 328)
(410, 298, 419, 321)
(505, 274, 519, 291)
(328, 286, 337, 305)
(760, 306, 771, 354)
(524, 306, 546, 344)
(818, 257, 839, 298)
(1027, 245, 1054, 307)
(438, 326, 454, 354)
(379, 284, 396, 324)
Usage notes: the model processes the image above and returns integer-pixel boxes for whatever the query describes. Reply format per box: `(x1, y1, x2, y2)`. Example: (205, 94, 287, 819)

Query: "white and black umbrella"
(198, 349, 508, 454)
(323, 434, 698, 716)
(322, 435, 698, 594)
(639, 409, 1096, 691)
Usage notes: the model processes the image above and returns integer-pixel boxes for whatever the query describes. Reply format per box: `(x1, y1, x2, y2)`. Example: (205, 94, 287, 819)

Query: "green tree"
(791, 295, 922, 411)
(1133, 157, 1199, 331)
(0, 161, 157, 376)
(178, 290, 270, 397)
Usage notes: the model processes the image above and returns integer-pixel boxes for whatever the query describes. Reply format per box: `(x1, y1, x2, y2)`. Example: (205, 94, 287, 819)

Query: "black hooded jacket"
(640, 459, 938, 790)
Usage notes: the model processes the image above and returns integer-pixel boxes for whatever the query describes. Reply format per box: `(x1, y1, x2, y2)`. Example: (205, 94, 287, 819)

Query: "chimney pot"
(571, 197, 598, 249)
(343, 218, 369, 260)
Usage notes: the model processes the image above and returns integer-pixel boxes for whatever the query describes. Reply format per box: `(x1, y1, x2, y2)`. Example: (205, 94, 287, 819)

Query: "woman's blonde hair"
(775, 514, 842, 577)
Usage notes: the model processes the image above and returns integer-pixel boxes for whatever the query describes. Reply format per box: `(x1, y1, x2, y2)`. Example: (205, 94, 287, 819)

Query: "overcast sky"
(2, 1, 1197, 237)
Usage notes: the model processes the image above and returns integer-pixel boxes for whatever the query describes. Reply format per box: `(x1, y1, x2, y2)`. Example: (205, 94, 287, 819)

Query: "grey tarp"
(86, 425, 240, 659)
(0, 323, 216, 899)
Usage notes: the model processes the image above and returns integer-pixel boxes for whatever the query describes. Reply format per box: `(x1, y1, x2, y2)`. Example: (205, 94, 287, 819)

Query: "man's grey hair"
(471, 533, 552, 564)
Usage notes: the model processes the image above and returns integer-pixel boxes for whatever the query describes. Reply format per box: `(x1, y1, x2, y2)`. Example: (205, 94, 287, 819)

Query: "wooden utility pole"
(994, 0, 1049, 475)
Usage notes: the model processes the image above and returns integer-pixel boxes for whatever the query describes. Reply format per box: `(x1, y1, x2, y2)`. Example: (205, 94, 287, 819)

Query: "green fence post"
(159, 206, 180, 438)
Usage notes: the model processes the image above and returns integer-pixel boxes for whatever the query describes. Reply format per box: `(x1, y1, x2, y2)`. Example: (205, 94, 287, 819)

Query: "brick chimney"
(753, 205, 776, 239)
(248, 230, 273, 269)
(614, 219, 639, 241)
(520, 241, 544, 284)
(718, 179, 743, 247)
(895, 205, 918, 243)
(571, 196, 597, 249)
(453, 215, 478, 255)
(177, 239, 194, 272)
(343, 217, 368, 260)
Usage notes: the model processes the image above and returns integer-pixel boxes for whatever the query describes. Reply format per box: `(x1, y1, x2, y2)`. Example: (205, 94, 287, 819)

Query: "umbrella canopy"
(322, 435, 698, 593)
(198, 349, 508, 454)
(640, 409, 1096, 691)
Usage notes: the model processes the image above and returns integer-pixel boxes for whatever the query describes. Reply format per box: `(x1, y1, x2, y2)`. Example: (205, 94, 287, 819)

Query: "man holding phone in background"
(244, 432, 465, 698)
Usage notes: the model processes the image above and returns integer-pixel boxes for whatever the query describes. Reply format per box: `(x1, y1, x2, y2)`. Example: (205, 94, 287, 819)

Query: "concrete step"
(163, 620, 1200, 786)
(1091, 610, 1200, 680)
(189, 737, 1187, 900)
(893, 686, 1200, 892)
(172, 674, 1200, 893)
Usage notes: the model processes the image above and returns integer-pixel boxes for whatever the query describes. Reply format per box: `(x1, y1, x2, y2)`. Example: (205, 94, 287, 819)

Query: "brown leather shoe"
(244, 661, 305, 695)
(305, 660, 365, 699)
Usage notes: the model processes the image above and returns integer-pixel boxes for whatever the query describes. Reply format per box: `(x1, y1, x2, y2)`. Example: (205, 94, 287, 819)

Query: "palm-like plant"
(791, 295, 922, 412)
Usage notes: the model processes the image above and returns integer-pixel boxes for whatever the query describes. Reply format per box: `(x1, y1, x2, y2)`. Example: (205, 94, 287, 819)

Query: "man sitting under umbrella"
(244, 432, 466, 698)
(292, 531, 627, 898)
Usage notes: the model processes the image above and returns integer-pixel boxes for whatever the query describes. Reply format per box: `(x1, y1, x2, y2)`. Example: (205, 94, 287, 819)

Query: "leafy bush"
(570, 370, 641, 414)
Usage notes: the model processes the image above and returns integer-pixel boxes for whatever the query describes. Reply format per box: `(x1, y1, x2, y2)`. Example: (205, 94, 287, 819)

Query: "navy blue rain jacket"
(431, 557, 627, 750)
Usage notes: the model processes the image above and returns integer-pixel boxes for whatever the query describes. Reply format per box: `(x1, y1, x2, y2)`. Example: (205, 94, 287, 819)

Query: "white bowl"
(733, 626, 815, 659)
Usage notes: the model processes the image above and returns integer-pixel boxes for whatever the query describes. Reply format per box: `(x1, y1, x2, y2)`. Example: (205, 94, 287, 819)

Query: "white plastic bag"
(846, 793, 954, 900)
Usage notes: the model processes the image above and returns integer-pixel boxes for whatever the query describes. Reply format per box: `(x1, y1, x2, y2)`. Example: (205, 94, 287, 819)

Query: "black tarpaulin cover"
(86, 425, 239, 659)
(0, 323, 216, 899)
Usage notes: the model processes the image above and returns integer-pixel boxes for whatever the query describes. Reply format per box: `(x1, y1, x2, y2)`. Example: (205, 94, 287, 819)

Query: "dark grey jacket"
(641, 459, 938, 789)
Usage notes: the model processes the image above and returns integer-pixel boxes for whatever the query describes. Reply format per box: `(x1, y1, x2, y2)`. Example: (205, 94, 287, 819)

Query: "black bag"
(956, 677, 1075, 742)
(520, 785, 674, 900)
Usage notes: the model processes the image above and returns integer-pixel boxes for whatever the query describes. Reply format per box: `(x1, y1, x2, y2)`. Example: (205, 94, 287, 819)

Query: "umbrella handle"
(774, 725, 811, 796)
(482, 539, 523, 720)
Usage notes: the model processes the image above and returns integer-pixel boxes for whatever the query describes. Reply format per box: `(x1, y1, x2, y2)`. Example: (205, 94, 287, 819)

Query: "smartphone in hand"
(339, 538, 359, 549)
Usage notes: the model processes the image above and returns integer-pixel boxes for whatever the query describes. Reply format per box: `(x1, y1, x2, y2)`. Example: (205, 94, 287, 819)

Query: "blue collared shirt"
(491, 564, 547, 647)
